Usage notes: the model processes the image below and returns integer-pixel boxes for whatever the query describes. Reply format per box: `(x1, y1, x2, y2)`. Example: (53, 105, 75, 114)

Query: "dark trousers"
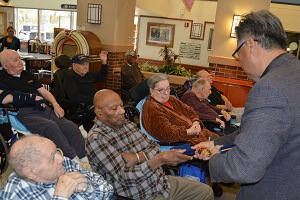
(17, 107, 86, 159)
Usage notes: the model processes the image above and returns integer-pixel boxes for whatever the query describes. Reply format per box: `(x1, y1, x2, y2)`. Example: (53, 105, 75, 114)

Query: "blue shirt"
(0, 157, 113, 200)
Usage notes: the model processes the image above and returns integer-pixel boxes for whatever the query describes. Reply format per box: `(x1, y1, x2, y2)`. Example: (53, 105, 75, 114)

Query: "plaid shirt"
(0, 157, 113, 200)
(86, 120, 170, 200)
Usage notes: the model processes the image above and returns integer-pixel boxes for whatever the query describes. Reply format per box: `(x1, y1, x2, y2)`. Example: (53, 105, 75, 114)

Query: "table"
(20, 52, 52, 91)
(19, 52, 51, 72)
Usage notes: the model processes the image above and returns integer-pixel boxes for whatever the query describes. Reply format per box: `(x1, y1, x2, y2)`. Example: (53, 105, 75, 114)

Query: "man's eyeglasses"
(232, 40, 259, 61)
(232, 41, 246, 61)
(153, 86, 171, 94)
(56, 148, 64, 156)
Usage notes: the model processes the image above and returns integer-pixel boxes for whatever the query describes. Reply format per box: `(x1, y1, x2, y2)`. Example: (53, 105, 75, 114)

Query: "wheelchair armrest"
(0, 103, 18, 111)
(202, 120, 221, 126)
(202, 120, 223, 133)
(158, 141, 192, 146)
(59, 99, 87, 109)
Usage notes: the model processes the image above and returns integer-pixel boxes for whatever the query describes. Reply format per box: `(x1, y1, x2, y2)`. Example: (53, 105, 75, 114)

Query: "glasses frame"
(153, 86, 171, 94)
(232, 41, 246, 61)
(232, 39, 259, 61)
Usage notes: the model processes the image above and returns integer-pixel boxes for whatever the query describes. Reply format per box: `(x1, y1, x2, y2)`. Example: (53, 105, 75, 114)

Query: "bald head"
(9, 136, 47, 179)
(0, 49, 14, 66)
(93, 89, 120, 109)
(93, 89, 125, 129)
(196, 70, 213, 84)
(0, 49, 24, 76)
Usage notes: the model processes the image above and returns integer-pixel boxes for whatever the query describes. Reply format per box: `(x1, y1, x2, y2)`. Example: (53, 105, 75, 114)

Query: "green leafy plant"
(140, 46, 193, 77)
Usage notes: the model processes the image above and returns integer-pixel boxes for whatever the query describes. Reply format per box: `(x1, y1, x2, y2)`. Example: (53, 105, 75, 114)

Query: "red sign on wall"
(182, 0, 194, 12)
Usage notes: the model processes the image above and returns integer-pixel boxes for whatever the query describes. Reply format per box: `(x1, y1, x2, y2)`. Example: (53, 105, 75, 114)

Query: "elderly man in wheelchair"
(0, 50, 87, 163)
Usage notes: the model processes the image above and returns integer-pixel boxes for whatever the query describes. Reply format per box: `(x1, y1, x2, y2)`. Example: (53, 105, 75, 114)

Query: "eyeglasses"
(56, 148, 63, 156)
(153, 86, 171, 94)
(232, 41, 246, 61)
(232, 40, 259, 61)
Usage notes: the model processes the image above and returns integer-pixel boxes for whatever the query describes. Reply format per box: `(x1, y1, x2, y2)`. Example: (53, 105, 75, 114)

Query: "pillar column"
(77, 0, 136, 89)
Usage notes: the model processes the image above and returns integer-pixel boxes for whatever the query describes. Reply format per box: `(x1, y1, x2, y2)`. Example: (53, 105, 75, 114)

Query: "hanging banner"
(0, 0, 12, 5)
(182, 0, 194, 12)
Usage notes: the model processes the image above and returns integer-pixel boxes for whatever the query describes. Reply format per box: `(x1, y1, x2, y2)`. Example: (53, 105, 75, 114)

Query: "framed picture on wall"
(207, 28, 214, 51)
(190, 23, 202, 39)
(146, 22, 175, 48)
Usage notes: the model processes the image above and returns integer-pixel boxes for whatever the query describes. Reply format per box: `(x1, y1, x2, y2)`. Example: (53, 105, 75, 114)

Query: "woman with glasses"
(142, 73, 219, 145)
(0, 26, 20, 52)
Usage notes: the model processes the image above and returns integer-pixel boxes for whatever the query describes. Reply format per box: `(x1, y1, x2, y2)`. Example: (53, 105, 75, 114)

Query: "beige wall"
(77, 0, 136, 52)
(211, 0, 271, 59)
(136, 0, 171, 17)
(136, 0, 217, 67)
(270, 3, 300, 32)
(137, 0, 217, 22)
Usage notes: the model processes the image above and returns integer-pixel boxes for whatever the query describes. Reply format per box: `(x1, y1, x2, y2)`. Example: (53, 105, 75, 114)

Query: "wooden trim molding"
(208, 55, 241, 67)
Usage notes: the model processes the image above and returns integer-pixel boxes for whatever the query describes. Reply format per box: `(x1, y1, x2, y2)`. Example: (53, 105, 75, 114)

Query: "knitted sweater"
(142, 96, 219, 144)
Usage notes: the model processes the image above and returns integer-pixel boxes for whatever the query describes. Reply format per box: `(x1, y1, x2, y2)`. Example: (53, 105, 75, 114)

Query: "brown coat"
(142, 96, 219, 145)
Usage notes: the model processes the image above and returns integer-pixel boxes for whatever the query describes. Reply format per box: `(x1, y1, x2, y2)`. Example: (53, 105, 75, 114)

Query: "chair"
(113, 89, 134, 106)
(130, 79, 224, 197)
(0, 133, 9, 175)
(124, 105, 140, 126)
(52, 55, 92, 130)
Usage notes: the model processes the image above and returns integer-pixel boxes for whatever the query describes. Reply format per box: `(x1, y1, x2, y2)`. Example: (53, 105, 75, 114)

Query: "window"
(15, 8, 77, 43)
(15, 8, 38, 41)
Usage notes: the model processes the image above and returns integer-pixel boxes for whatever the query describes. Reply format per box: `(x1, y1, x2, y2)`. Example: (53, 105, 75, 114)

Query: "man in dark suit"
(193, 10, 300, 199)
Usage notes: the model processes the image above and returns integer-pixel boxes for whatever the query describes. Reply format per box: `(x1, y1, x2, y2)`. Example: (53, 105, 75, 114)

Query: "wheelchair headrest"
(129, 79, 150, 103)
(55, 54, 72, 69)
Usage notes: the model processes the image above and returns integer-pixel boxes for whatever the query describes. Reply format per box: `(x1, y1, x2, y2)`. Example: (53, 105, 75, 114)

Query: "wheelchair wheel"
(113, 89, 132, 106)
(0, 133, 9, 175)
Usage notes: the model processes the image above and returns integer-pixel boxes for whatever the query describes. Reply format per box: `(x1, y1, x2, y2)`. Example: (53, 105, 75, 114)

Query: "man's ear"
(22, 166, 36, 180)
(246, 38, 257, 54)
(2, 64, 8, 71)
(94, 106, 102, 116)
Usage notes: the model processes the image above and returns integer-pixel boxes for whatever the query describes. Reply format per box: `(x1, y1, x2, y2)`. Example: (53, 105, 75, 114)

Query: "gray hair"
(147, 73, 169, 89)
(192, 78, 208, 91)
(8, 136, 43, 179)
(235, 10, 287, 50)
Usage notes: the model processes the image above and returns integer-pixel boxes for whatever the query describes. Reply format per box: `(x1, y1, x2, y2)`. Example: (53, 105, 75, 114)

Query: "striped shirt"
(86, 120, 170, 200)
(0, 157, 113, 200)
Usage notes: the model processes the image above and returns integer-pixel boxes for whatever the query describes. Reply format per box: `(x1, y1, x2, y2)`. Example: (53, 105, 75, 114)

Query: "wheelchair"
(128, 81, 224, 197)
(0, 104, 35, 175)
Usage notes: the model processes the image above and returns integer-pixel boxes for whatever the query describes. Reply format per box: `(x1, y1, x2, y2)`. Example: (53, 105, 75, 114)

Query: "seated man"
(181, 79, 236, 135)
(197, 70, 233, 111)
(86, 89, 213, 200)
(0, 136, 113, 199)
(0, 49, 86, 162)
(142, 73, 219, 145)
(121, 50, 145, 92)
(63, 51, 108, 105)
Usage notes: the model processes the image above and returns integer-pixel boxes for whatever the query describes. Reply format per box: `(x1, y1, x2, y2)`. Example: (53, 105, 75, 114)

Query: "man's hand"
(187, 121, 201, 136)
(35, 95, 46, 108)
(99, 51, 108, 64)
(120, 152, 137, 167)
(54, 172, 88, 198)
(192, 141, 220, 160)
(221, 110, 231, 121)
(216, 118, 225, 129)
(149, 149, 193, 170)
(53, 104, 65, 118)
